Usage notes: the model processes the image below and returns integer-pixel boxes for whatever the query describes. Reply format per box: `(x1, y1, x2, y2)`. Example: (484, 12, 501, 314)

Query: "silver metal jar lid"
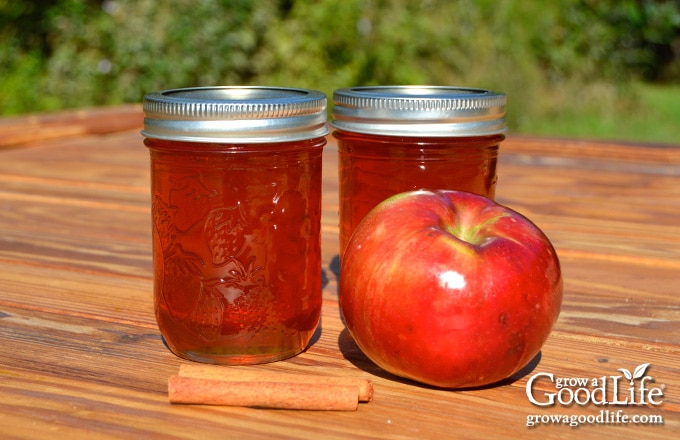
(142, 86, 329, 143)
(330, 86, 507, 137)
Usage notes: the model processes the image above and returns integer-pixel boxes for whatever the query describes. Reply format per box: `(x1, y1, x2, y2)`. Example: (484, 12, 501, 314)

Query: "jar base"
(161, 336, 310, 366)
(175, 349, 303, 366)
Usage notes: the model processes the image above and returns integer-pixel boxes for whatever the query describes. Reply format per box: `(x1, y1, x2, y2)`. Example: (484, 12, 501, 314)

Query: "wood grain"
(0, 104, 144, 148)
(0, 107, 678, 439)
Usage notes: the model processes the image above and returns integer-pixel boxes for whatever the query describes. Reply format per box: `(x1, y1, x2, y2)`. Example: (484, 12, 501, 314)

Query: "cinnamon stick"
(168, 375, 359, 411)
(178, 364, 374, 403)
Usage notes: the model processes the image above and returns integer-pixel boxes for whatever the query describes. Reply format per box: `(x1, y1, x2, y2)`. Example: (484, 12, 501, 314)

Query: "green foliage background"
(1, 0, 679, 143)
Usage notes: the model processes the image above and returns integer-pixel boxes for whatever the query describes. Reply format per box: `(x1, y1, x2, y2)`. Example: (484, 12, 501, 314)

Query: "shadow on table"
(337, 326, 543, 391)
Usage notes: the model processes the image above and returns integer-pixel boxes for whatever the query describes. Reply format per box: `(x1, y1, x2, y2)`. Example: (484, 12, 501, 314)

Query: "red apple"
(339, 190, 562, 389)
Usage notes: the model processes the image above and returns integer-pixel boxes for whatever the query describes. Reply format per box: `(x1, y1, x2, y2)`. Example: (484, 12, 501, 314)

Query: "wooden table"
(0, 106, 678, 439)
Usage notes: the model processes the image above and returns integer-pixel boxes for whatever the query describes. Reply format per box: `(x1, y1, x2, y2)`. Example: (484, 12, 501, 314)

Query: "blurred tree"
(0, 0, 677, 138)
(251, 0, 563, 128)
(41, 0, 276, 108)
(535, 0, 680, 82)
(0, 0, 59, 111)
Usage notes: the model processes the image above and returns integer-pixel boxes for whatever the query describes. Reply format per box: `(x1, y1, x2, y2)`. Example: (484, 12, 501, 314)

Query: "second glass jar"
(331, 86, 507, 256)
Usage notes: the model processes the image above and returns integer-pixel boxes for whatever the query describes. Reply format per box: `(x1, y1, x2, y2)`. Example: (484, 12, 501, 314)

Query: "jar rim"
(142, 86, 329, 143)
(330, 85, 507, 137)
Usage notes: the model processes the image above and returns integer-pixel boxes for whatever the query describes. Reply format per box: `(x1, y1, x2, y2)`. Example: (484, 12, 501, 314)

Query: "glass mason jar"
(331, 86, 507, 256)
(142, 86, 328, 365)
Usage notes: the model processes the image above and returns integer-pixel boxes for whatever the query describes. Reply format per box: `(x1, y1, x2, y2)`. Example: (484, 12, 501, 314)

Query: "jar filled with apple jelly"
(331, 86, 507, 256)
(142, 86, 328, 365)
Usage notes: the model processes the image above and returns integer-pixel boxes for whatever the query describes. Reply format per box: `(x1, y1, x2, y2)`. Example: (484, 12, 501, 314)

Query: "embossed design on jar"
(201, 258, 272, 337)
(204, 204, 248, 266)
(185, 280, 224, 342)
(166, 175, 218, 232)
(153, 181, 277, 343)
(153, 193, 205, 323)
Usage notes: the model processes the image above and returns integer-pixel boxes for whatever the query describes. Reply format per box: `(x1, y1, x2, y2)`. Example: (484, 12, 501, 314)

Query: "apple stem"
(450, 212, 509, 246)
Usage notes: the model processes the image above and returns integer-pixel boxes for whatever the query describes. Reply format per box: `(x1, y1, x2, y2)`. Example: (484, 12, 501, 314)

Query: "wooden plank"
(1, 299, 678, 439)
(0, 105, 144, 148)
(503, 134, 680, 165)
